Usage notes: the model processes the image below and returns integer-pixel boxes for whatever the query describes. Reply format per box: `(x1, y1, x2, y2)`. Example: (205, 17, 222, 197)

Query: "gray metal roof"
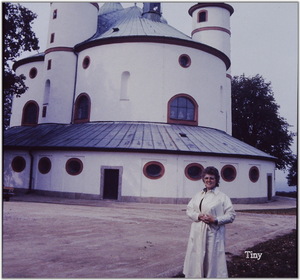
(4, 122, 275, 160)
(90, 5, 192, 42)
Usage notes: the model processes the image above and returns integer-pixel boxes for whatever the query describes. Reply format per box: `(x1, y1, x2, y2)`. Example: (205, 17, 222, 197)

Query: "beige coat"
(183, 188, 236, 278)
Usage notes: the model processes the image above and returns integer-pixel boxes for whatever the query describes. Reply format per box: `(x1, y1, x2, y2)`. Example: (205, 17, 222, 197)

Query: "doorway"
(267, 174, 272, 201)
(101, 166, 122, 200)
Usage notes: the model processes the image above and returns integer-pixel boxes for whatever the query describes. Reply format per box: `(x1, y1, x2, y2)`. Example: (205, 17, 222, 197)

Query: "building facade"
(4, 2, 276, 203)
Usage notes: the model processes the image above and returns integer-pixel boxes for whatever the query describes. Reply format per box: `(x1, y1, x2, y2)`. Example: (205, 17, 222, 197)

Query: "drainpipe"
(27, 150, 34, 194)
(71, 51, 79, 124)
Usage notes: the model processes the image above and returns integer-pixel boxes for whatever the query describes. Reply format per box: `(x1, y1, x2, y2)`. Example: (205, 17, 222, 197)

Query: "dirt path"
(2, 200, 297, 278)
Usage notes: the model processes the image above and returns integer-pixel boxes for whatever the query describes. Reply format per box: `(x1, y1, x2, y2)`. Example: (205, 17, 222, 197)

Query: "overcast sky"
(18, 2, 298, 189)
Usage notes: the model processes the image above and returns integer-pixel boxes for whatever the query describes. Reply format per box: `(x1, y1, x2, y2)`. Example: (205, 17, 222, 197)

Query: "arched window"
(198, 10, 207, 22)
(22, 101, 39, 125)
(74, 93, 91, 123)
(168, 94, 198, 125)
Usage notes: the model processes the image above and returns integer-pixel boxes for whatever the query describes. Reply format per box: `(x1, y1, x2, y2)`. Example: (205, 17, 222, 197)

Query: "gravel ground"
(227, 229, 297, 277)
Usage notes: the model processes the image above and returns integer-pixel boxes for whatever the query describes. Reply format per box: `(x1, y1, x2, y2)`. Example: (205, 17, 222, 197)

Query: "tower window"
(168, 94, 198, 125)
(50, 33, 55, 43)
(47, 59, 52, 70)
(198, 10, 207, 22)
(74, 93, 91, 123)
(53, 9, 57, 19)
(22, 101, 39, 125)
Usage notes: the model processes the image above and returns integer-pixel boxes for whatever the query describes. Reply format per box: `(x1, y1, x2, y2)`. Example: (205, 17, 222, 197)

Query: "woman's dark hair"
(202, 166, 220, 187)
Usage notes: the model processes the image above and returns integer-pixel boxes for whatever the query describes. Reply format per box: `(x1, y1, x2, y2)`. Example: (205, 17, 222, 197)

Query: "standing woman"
(183, 166, 236, 278)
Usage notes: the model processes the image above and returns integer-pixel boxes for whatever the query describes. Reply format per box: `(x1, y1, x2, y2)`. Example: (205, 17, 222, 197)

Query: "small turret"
(142, 3, 162, 22)
(188, 3, 234, 59)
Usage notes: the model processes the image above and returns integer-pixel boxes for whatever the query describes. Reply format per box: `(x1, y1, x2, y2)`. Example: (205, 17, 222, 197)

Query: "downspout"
(71, 51, 79, 124)
(27, 150, 34, 194)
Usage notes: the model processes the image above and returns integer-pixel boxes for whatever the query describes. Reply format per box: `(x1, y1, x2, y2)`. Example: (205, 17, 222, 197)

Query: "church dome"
(99, 2, 124, 15)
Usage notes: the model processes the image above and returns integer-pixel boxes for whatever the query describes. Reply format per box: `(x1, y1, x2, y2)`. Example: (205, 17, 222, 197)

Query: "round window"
(143, 161, 165, 179)
(249, 166, 259, 183)
(185, 163, 204, 181)
(82, 56, 90, 69)
(66, 158, 83, 175)
(11, 156, 26, 172)
(179, 54, 191, 68)
(29, 67, 37, 79)
(38, 157, 52, 174)
(221, 165, 237, 182)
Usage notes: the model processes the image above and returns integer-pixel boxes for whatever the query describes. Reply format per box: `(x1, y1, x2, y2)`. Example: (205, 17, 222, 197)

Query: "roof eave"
(74, 36, 231, 70)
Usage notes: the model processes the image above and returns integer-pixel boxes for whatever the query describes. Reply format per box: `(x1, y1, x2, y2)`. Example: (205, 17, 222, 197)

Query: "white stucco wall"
(10, 61, 45, 127)
(3, 149, 276, 203)
(46, 2, 98, 49)
(191, 6, 232, 58)
(76, 42, 230, 133)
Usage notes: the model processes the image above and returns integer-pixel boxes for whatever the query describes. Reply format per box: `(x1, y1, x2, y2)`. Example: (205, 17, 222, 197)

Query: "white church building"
(4, 2, 276, 203)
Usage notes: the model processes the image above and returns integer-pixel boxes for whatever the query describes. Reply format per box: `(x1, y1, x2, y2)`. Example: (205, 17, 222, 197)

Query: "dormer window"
(198, 10, 207, 22)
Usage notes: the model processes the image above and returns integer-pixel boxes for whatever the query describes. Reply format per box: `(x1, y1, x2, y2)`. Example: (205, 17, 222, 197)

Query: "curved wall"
(46, 2, 98, 49)
(76, 42, 231, 133)
(4, 149, 276, 204)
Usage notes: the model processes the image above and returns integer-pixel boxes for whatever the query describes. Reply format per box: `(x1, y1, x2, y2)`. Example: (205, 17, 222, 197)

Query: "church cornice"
(74, 36, 231, 70)
(13, 53, 44, 71)
(188, 3, 234, 16)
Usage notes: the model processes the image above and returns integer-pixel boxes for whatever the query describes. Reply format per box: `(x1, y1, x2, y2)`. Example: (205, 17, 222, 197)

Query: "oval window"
(11, 156, 26, 172)
(29, 67, 37, 79)
(179, 54, 191, 68)
(185, 163, 204, 181)
(221, 165, 237, 182)
(249, 166, 259, 183)
(66, 158, 83, 175)
(143, 161, 165, 179)
(82, 56, 90, 69)
(38, 157, 52, 174)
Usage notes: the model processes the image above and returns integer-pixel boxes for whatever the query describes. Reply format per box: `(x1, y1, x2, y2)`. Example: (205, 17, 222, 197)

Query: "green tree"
(286, 155, 297, 187)
(3, 2, 39, 129)
(231, 74, 293, 170)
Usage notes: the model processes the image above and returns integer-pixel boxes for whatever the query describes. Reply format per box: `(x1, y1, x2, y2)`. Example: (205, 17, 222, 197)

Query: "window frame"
(179, 54, 191, 68)
(249, 166, 260, 183)
(167, 94, 198, 126)
(11, 156, 26, 173)
(21, 100, 39, 126)
(185, 163, 204, 181)
(73, 93, 91, 124)
(143, 161, 165, 180)
(65, 158, 83, 176)
(29, 67, 37, 79)
(38, 157, 52, 174)
(82, 56, 91, 69)
(221, 165, 237, 182)
(198, 10, 208, 22)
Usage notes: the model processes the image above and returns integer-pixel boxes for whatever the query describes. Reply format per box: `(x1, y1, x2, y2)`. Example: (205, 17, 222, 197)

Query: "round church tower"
(40, 2, 99, 124)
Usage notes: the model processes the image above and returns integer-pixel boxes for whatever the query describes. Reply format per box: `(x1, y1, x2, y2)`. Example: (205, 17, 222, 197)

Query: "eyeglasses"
(204, 177, 216, 180)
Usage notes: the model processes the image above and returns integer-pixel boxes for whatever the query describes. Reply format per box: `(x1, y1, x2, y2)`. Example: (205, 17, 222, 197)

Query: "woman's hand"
(198, 214, 216, 224)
